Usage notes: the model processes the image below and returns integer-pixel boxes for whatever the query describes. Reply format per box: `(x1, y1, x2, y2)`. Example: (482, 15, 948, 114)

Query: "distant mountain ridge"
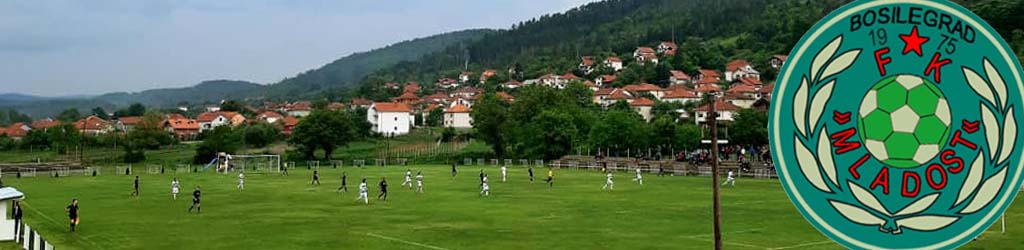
(0, 29, 493, 118)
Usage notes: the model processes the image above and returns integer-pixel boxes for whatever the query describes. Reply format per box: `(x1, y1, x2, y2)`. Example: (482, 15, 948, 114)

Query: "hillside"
(95, 80, 263, 108)
(252, 29, 495, 100)
(355, 0, 1024, 96)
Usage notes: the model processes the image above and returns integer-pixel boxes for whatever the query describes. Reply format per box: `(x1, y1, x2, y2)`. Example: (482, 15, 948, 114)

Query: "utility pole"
(710, 94, 722, 250)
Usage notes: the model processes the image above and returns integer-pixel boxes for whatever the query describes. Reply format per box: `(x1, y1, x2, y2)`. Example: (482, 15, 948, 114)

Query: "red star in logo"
(899, 26, 930, 56)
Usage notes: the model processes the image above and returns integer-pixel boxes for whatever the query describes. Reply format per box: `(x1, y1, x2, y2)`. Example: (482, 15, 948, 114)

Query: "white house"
(633, 47, 658, 65)
(657, 41, 678, 55)
(197, 112, 229, 131)
(579, 56, 596, 75)
(0, 187, 24, 241)
(662, 87, 701, 105)
(769, 55, 788, 69)
(694, 100, 740, 124)
(630, 97, 655, 122)
(669, 70, 692, 85)
(368, 102, 413, 136)
(443, 104, 473, 129)
(725, 59, 760, 82)
(603, 57, 623, 71)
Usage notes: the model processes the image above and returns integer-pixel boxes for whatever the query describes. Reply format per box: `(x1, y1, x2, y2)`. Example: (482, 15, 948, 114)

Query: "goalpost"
(217, 153, 281, 174)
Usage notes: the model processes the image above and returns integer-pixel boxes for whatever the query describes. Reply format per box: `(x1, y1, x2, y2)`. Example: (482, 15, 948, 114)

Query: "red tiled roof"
(444, 104, 471, 113)
(695, 84, 722, 93)
(663, 89, 699, 99)
(4, 123, 29, 138)
(599, 75, 617, 83)
(623, 83, 661, 92)
(726, 59, 751, 72)
(328, 102, 346, 110)
(394, 92, 420, 100)
(583, 80, 596, 87)
(699, 69, 720, 79)
(724, 92, 756, 100)
(283, 116, 299, 127)
(372, 102, 412, 113)
(118, 116, 143, 125)
(594, 88, 614, 96)
(258, 111, 284, 120)
(424, 92, 449, 100)
(696, 77, 720, 85)
(695, 100, 741, 112)
(404, 82, 421, 93)
(670, 70, 691, 80)
(496, 92, 514, 102)
(167, 118, 200, 130)
(738, 77, 763, 86)
(74, 116, 110, 131)
(352, 98, 373, 106)
(196, 112, 224, 122)
(630, 97, 655, 106)
(608, 89, 634, 100)
(760, 83, 775, 94)
(561, 73, 579, 80)
(580, 56, 595, 66)
(636, 47, 656, 54)
(772, 55, 789, 61)
(31, 119, 61, 130)
(727, 84, 759, 94)
(605, 57, 622, 63)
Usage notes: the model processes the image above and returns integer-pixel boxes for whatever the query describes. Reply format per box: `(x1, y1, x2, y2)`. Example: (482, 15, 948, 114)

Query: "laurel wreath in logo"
(792, 35, 1018, 234)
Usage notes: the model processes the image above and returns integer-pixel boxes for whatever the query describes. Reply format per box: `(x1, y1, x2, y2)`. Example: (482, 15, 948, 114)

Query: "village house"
(392, 92, 421, 105)
(579, 56, 596, 75)
(724, 59, 760, 82)
(452, 87, 480, 99)
(285, 102, 312, 117)
(351, 98, 373, 109)
(117, 116, 144, 132)
(630, 97, 655, 121)
(367, 102, 414, 136)
(502, 80, 522, 90)
(697, 69, 721, 82)
(74, 115, 114, 136)
(603, 57, 623, 71)
(197, 111, 245, 132)
(769, 55, 788, 69)
(695, 83, 723, 97)
(623, 83, 665, 99)
(30, 118, 61, 132)
(657, 41, 678, 55)
(437, 77, 459, 89)
(694, 100, 741, 124)
(256, 111, 285, 124)
(661, 86, 701, 105)
(327, 102, 346, 111)
(281, 116, 299, 136)
(164, 116, 200, 141)
(633, 47, 658, 65)
(1, 123, 30, 140)
(669, 70, 692, 85)
(479, 70, 498, 84)
(606, 88, 635, 106)
(535, 73, 576, 89)
(404, 82, 421, 94)
(496, 92, 515, 103)
(443, 104, 473, 129)
(595, 75, 616, 87)
(459, 71, 474, 84)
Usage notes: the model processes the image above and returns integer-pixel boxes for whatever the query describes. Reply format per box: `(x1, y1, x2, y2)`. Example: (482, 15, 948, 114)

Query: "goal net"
(223, 154, 281, 174)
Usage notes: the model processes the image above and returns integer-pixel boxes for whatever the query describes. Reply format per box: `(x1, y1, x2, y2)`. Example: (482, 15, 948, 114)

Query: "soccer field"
(5, 165, 1024, 250)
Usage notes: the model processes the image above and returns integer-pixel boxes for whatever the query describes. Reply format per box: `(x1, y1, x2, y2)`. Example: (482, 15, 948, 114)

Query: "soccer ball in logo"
(858, 74, 951, 168)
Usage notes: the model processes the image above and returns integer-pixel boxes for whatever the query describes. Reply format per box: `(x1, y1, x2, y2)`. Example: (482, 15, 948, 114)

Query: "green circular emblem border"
(770, 0, 1024, 249)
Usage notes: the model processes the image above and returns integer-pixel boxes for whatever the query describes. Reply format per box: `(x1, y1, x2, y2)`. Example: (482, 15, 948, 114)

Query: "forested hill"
(253, 29, 495, 100)
(352, 0, 1024, 98)
(96, 80, 263, 108)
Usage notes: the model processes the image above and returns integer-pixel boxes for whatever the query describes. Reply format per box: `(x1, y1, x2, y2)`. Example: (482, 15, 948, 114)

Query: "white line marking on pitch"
(366, 232, 451, 250)
(21, 202, 105, 249)
(767, 240, 834, 250)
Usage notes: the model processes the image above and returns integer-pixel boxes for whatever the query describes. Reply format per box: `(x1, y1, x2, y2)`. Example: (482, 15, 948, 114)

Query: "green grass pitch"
(4, 166, 1024, 249)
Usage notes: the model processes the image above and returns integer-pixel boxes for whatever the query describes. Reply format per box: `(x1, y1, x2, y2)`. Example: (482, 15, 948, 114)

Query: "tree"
(194, 126, 242, 164)
(242, 123, 280, 148)
(589, 110, 650, 156)
(91, 107, 110, 120)
(220, 100, 245, 113)
(20, 129, 50, 151)
(729, 109, 769, 146)
(470, 93, 509, 157)
(114, 103, 147, 117)
(426, 108, 444, 127)
(56, 109, 81, 123)
(289, 110, 357, 160)
(519, 109, 580, 160)
(47, 124, 82, 154)
(675, 123, 702, 150)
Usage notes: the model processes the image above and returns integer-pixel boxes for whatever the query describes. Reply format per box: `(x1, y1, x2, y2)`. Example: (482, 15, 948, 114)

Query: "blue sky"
(0, 0, 595, 96)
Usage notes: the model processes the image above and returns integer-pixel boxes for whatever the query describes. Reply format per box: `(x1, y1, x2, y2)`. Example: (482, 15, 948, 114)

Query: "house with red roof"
(595, 75, 617, 87)
(698, 69, 721, 82)
(623, 83, 665, 99)
(392, 92, 421, 105)
(459, 72, 474, 83)
(281, 116, 299, 136)
(579, 56, 596, 75)
(657, 41, 678, 55)
(403, 82, 421, 94)
(443, 104, 473, 129)
(2, 123, 31, 139)
(285, 101, 312, 117)
(351, 98, 373, 109)
(257, 111, 285, 124)
(117, 116, 144, 132)
(603, 57, 623, 71)
(662, 87, 701, 105)
(437, 77, 459, 89)
(74, 116, 114, 136)
(630, 97, 656, 121)
(479, 70, 498, 84)
(769, 55, 788, 69)
(669, 70, 692, 85)
(367, 102, 414, 136)
(164, 117, 200, 140)
(502, 80, 522, 90)
(197, 111, 245, 131)
(633, 47, 658, 65)
(30, 118, 61, 132)
(694, 100, 741, 124)
(725, 59, 760, 82)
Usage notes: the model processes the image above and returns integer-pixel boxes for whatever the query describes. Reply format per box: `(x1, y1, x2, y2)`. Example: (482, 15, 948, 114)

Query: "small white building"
(368, 102, 413, 136)
(443, 104, 473, 129)
(0, 187, 25, 241)
(603, 57, 624, 71)
(694, 100, 740, 124)
(725, 59, 761, 82)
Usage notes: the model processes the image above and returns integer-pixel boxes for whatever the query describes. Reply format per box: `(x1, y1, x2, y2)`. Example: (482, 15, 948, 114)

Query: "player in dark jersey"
(188, 186, 201, 213)
(311, 170, 321, 186)
(377, 177, 388, 201)
(528, 166, 535, 183)
(131, 176, 140, 197)
(451, 163, 458, 177)
(66, 199, 79, 232)
(337, 172, 348, 192)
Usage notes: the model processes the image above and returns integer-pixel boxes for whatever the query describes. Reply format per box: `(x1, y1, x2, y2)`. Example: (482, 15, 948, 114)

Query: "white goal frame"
(218, 154, 281, 174)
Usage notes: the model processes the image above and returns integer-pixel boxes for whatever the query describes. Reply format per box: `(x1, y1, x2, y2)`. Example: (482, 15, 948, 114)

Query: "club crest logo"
(770, 1, 1024, 249)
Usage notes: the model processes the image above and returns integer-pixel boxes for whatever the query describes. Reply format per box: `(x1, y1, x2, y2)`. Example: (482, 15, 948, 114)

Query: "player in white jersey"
(402, 169, 413, 188)
(171, 177, 181, 200)
(602, 172, 614, 191)
(480, 174, 490, 197)
(355, 179, 369, 204)
(633, 168, 643, 185)
(415, 171, 424, 194)
(237, 171, 245, 191)
(501, 165, 507, 183)
(721, 170, 736, 187)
